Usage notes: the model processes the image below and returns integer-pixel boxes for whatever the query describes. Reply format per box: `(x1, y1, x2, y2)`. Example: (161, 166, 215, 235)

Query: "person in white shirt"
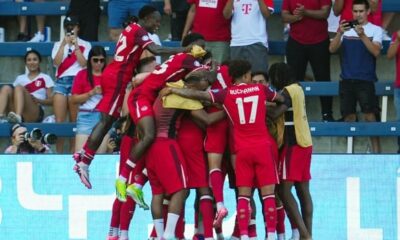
(0, 49, 54, 123)
(52, 16, 91, 153)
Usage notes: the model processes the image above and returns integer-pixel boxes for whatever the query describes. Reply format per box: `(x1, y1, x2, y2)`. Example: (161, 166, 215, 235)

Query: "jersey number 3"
(235, 95, 259, 124)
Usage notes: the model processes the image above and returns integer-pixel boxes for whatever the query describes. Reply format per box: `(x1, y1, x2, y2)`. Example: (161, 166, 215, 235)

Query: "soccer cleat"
(213, 206, 228, 228)
(74, 163, 92, 189)
(126, 184, 149, 210)
(115, 179, 127, 202)
(106, 236, 118, 240)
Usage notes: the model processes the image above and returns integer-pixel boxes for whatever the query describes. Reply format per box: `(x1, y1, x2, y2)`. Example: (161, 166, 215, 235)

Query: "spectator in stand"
(183, 0, 231, 63)
(5, 123, 52, 154)
(71, 46, 110, 153)
(282, 0, 334, 122)
(329, 0, 382, 153)
(67, 0, 101, 41)
(15, 0, 47, 42)
(107, 0, 151, 41)
(0, 50, 53, 124)
(52, 16, 91, 153)
(164, 0, 190, 41)
(223, 0, 273, 72)
(387, 30, 400, 153)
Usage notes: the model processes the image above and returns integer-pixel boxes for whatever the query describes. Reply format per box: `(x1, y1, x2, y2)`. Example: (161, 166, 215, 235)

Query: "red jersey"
(153, 96, 183, 138)
(208, 64, 232, 113)
(103, 23, 153, 83)
(209, 83, 277, 150)
(282, 0, 331, 44)
(133, 52, 204, 103)
(188, 0, 231, 42)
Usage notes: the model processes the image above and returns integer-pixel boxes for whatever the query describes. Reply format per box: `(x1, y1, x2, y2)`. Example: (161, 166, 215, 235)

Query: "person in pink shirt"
(387, 30, 400, 153)
(71, 46, 109, 153)
(282, 0, 334, 122)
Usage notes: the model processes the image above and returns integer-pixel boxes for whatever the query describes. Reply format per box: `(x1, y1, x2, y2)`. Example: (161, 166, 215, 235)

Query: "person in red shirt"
(387, 30, 400, 153)
(72, 5, 188, 189)
(115, 33, 209, 202)
(71, 46, 108, 152)
(282, 0, 334, 122)
(162, 60, 285, 239)
(182, 0, 231, 63)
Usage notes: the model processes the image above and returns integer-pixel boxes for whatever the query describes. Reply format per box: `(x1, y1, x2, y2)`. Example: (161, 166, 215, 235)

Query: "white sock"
(134, 183, 143, 189)
(153, 219, 164, 238)
(216, 202, 224, 211)
(267, 232, 275, 239)
(278, 233, 285, 240)
(108, 227, 119, 237)
(120, 230, 129, 239)
(163, 213, 180, 239)
(292, 228, 300, 240)
(118, 176, 127, 183)
(240, 235, 250, 240)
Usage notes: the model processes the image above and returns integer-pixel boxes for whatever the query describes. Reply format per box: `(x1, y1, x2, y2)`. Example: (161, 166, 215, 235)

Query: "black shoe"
(322, 113, 335, 122)
(16, 33, 29, 42)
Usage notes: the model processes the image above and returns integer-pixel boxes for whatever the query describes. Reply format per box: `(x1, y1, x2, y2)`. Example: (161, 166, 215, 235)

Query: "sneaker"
(213, 206, 228, 228)
(16, 32, 29, 41)
(74, 162, 92, 189)
(106, 236, 118, 240)
(192, 234, 204, 240)
(115, 179, 127, 202)
(28, 31, 44, 42)
(322, 113, 335, 122)
(126, 184, 149, 210)
(7, 112, 22, 123)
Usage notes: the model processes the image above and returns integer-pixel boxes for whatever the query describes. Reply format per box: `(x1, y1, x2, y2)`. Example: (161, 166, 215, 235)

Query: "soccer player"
(145, 71, 224, 239)
(161, 60, 285, 240)
(115, 33, 210, 202)
(73, 5, 188, 189)
(268, 62, 313, 240)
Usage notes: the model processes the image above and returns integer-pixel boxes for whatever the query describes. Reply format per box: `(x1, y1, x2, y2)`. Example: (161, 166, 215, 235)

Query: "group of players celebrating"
(72, 5, 313, 240)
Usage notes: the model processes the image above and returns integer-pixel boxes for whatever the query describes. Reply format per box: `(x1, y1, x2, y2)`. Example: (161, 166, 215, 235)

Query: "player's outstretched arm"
(191, 109, 226, 125)
(165, 87, 212, 102)
(145, 42, 186, 56)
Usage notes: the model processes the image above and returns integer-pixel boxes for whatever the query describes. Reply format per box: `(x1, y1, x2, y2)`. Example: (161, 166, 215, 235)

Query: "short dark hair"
(251, 71, 268, 81)
(184, 70, 211, 84)
(137, 56, 156, 73)
(181, 33, 205, 47)
(228, 60, 252, 80)
(24, 49, 42, 63)
(268, 62, 297, 91)
(138, 5, 158, 19)
(352, 0, 370, 9)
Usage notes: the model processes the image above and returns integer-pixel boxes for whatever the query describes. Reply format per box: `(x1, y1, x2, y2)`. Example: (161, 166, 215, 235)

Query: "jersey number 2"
(235, 95, 259, 124)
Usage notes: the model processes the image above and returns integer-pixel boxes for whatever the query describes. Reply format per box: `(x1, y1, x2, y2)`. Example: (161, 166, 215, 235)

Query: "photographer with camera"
(52, 16, 91, 153)
(329, 0, 383, 153)
(4, 123, 56, 154)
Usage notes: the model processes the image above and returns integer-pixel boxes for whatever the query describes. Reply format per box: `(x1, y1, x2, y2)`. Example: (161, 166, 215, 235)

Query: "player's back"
(152, 96, 183, 139)
(223, 83, 276, 149)
(105, 23, 152, 81)
(137, 53, 203, 101)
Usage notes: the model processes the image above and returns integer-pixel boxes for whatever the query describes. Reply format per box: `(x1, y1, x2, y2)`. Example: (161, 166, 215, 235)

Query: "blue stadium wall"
(0, 154, 399, 239)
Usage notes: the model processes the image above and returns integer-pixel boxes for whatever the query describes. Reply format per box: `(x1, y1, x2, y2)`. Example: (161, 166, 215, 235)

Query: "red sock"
(262, 194, 277, 234)
(276, 206, 286, 234)
(110, 198, 122, 228)
(119, 158, 136, 180)
(82, 143, 96, 165)
(150, 227, 157, 238)
(237, 196, 250, 236)
(175, 208, 185, 238)
(200, 195, 214, 238)
(194, 209, 199, 231)
(120, 197, 136, 230)
(209, 169, 224, 203)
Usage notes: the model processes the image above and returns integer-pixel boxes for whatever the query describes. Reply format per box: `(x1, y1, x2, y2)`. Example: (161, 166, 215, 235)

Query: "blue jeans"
(54, 76, 74, 96)
(108, 0, 151, 28)
(76, 110, 100, 135)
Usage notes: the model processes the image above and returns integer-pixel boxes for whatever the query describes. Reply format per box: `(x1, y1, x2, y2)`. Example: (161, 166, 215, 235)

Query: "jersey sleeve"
(135, 28, 154, 49)
(43, 74, 55, 88)
(13, 75, 23, 87)
(321, 0, 332, 8)
(264, 0, 274, 11)
(71, 70, 85, 95)
(263, 84, 277, 101)
(208, 88, 227, 104)
(372, 25, 383, 45)
(182, 54, 204, 72)
(51, 41, 61, 60)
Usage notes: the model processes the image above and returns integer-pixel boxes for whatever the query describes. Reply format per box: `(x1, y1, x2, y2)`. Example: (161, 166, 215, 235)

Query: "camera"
(66, 26, 74, 36)
(109, 129, 122, 152)
(345, 20, 359, 28)
(21, 128, 57, 145)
